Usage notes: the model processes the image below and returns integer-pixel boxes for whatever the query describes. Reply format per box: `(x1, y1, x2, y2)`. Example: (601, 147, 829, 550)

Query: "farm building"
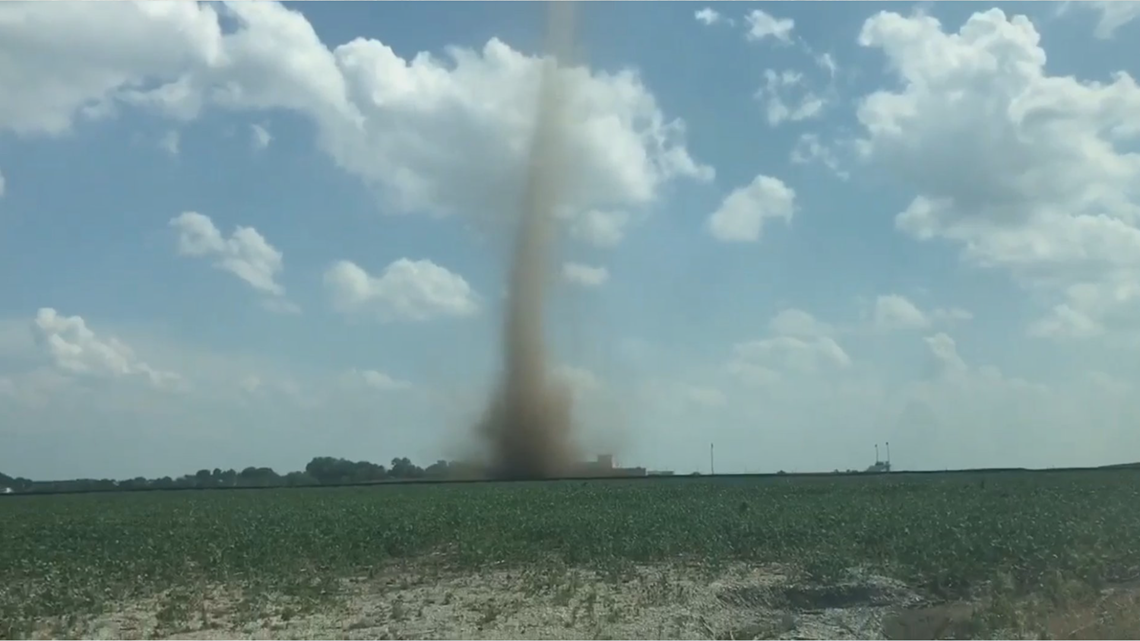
(574, 454, 648, 477)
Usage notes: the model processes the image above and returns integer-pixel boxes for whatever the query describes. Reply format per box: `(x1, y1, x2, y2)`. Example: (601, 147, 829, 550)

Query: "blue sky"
(2, 1, 1140, 480)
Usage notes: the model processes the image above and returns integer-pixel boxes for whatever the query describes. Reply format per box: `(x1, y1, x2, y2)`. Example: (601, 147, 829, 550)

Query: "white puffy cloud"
(0, 1, 225, 136)
(566, 209, 630, 248)
(0, 2, 711, 226)
(855, 9, 1140, 342)
(1028, 303, 1102, 339)
(728, 309, 851, 387)
(731, 335, 851, 380)
(250, 123, 272, 150)
(170, 211, 297, 311)
(872, 294, 972, 332)
(874, 294, 930, 331)
(32, 308, 180, 388)
(769, 308, 833, 338)
(707, 174, 795, 243)
(323, 258, 479, 322)
(562, 262, 609, 288)
(756, 69, 825, 126)
(745, 9, 794, 43)
(321, 36, 713, 219)
(923, 332, 967, 377)
(695, 7, 723, 27)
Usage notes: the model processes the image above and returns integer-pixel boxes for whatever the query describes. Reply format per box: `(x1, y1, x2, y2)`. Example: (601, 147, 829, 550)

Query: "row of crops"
(2, 470, 1139, 634)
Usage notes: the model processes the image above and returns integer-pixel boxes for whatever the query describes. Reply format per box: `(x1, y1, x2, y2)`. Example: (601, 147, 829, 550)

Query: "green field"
(3, 471, 1140, 639)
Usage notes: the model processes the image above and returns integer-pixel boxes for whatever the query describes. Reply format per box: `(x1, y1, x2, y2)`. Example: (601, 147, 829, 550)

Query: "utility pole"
(710, 443, 715, 476)
(875, 443, 879, 464)
(886, 442, 891, 469)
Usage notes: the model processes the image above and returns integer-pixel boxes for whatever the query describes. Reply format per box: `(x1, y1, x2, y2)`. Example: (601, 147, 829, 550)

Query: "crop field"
(3, 471, 1140, 639)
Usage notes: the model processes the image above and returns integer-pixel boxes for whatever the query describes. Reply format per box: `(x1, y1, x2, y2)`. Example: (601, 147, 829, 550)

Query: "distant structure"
(865, 442, 892, 473)
(1, 487, 12, 495)
(574, 454, 649, 477)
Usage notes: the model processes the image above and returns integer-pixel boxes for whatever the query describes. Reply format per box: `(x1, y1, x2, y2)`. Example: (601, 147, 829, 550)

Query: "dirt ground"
(27, 563, 1140, 640)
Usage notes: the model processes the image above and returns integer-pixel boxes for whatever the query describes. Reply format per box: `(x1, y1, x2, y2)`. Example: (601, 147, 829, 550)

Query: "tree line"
(0, 456, 484, 494)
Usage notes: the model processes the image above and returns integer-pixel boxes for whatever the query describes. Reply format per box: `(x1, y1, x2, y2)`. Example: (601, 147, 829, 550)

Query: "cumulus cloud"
(0, 1, 226, 136)
(855, 8, 1140, 343)
(707, 174, 795, 243)
(566, 209, 630, 248)
(756, 69, 825, 126)
(170, 211, 297, 312)
(728, 309, 851, 387)
(745, 9, 794, 43)
(924, 332, 968, 378)
(874, 294, 930, 331)
(562, 262, 609, 288)
(1028, 303, 1103, 340)
(872, 294, 972, 332)
(323, 258, 479, 322)
(769, 308, 834, 338)
(0, 2, 711, 228)
(731, 335, 851, 379)
(695, 7, 723, 27)
(32, 308, 180, 388)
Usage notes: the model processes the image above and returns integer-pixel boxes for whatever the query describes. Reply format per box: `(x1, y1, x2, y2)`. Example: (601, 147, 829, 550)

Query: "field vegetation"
(2, 471, 1139, 639)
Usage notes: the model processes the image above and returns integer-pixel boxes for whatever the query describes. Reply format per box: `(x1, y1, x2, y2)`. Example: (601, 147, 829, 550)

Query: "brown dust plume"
(476, 2, 581, 480)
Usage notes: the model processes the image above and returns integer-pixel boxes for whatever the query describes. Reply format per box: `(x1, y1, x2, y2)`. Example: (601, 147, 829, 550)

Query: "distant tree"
(350, 461, 385, 484)
(283, 471, 317, 486)
(13, 453, 514, 494)
(305, 457, 389, 485)
(121, 476, 149, 490)
(389, 457, 423, 479)
(425, 460, 451, 478)
(305, 457, 347, 484)
(0, 472, 33, 492)
(238, 466, 279, 487)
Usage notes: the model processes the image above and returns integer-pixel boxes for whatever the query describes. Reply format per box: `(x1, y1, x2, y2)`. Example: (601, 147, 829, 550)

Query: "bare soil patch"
(24, 563, 1140, 640)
